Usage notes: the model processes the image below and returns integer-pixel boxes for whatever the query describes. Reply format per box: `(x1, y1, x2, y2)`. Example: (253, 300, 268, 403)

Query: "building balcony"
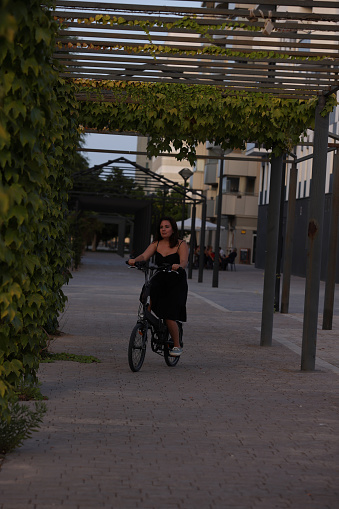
(217, 193, 258, 217)
(206, 198, 215, 217)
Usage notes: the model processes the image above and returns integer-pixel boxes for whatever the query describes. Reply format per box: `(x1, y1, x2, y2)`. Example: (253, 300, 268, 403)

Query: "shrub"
(0, 402, 47, 454)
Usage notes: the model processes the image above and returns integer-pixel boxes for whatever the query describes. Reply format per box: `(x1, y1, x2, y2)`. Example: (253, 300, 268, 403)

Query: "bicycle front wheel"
(128, 322, 147, 372)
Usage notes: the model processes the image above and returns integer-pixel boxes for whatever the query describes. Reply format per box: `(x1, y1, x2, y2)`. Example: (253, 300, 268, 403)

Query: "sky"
(74, 0, 203, 167)
(82, 133, 138, 168)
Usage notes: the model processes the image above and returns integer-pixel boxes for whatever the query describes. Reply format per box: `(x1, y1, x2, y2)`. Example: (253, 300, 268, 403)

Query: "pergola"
(54, 0, 339, 99)
(71, 156, 206, 271)
(53, 0, 339, 371)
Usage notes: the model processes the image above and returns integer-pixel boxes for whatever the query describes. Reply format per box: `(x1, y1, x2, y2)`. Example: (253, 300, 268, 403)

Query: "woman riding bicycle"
(127, 216, 189, 357)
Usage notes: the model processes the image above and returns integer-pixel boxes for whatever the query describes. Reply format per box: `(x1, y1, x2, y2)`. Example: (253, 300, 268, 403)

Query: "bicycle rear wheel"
(128, 322, 147, 372)
(164, 322, 183, 367)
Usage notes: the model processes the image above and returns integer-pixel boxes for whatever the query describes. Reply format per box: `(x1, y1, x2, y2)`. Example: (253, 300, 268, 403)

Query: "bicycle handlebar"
(126, 260, 182, 274)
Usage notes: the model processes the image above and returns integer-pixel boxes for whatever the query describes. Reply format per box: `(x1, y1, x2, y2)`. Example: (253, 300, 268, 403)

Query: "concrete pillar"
(212, 158, 224, 288)
(301, 98, 329, 371)
(260, 153, 284, 346)
(188, 202, 196, 279)
(198, 199, 207, 283)
(322, 150, 339, 330)
(281, 161, 298, 314)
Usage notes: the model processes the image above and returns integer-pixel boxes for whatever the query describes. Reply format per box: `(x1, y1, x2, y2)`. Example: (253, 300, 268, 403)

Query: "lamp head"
(179, 167, 193, 180)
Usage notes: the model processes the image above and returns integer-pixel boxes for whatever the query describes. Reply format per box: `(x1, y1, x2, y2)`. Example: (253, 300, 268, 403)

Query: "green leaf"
(35, 27, 51, 45)
(22, 57, 40, 76)
(23, 254, 40, 274)
(0, 189, 9, 215)
(0, 149, 11, 167)
(3, 71, 15, 94)
(0, 381, 7, 398)
(5, 359, 23, 377)
(30, 107, 45, 127)
(26, 294, 45, 308)
(8, 282, 22, 299)
(1, 305, 16, 321)
(0, 122, 10, 150)
(19, 128, 36, 148)
(8, 183, 27, 204)
(22, 306, 34, 319)
(4, 229, 22, 248)
(4, 99, 27, 119)
(8, 204, 28, 225)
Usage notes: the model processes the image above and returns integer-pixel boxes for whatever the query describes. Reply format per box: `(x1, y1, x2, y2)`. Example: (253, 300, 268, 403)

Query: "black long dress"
(150, 249, 188, 322)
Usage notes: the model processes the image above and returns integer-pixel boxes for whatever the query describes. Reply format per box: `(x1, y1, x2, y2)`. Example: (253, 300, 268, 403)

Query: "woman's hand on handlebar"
(172, 264, 182, 272)
(127, 259, 135, 266)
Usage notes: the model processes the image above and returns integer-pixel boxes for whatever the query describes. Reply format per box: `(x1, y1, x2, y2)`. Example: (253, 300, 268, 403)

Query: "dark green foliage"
(14, 378, 47, 401)
(0, 402, 47, 454)
(74, 80, 336, 163)
(72, 165, 144, 197)
(0, 0, 79, 418)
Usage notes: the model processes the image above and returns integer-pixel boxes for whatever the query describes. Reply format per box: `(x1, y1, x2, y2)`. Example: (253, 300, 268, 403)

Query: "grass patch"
(41, 352, 101, 363)
(15, 380, 47, 401)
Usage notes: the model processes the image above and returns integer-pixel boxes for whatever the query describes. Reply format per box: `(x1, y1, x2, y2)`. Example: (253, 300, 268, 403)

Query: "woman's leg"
(166, 319, 180, 348)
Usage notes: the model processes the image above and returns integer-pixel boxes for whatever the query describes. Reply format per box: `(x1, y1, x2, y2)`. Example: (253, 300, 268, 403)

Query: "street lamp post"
(179, 167, 193, 238)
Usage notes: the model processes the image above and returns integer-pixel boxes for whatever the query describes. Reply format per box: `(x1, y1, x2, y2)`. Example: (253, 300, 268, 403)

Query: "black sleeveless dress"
(150, 248, 188, 322)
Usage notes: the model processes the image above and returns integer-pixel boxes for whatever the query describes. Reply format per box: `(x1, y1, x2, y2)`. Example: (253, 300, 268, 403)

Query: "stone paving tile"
(1, 252, 339, 509)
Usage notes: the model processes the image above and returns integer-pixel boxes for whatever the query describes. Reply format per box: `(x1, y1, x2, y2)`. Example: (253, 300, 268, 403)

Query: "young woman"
(127, 216, 189, 356)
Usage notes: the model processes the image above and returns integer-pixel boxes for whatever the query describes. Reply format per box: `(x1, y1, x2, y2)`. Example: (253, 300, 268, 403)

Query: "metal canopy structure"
(53, 1, 339, 100)
(72, 156, 204, 204)
(70, 157, 207, 279)
(53, 1, 339, 370)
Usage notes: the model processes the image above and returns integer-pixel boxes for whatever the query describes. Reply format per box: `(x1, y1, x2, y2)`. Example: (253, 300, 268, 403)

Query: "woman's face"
(160, 220, 173, 239)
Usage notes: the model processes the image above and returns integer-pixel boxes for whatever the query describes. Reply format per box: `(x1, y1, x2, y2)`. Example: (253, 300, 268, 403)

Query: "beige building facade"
(136, 137, 261, 264)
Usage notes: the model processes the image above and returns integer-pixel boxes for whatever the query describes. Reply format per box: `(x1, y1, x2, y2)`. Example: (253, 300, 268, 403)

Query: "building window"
(223, 177, 239, 194)
(246, 177, 255, 195)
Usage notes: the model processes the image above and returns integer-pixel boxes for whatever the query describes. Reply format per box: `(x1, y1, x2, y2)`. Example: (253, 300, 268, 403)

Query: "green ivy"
(74, 80, 336, 163)
(55, 14, 332, 63)
(0, 0, 78, 419)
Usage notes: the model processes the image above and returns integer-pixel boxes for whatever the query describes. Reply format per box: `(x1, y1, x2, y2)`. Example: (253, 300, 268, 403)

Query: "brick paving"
(1, 252, 339, 509)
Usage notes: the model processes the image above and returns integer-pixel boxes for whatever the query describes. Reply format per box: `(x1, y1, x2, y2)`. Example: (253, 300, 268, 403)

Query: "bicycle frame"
(137, 263, 171, 353)
(127, 261, 183, 371)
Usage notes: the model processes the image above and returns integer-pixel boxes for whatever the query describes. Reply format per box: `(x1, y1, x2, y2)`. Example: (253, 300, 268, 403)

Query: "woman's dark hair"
(155, 216, 179, 248)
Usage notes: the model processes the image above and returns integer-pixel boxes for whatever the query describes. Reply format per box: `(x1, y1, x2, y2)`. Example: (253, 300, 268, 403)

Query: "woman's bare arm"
(128, 242, 157, 265)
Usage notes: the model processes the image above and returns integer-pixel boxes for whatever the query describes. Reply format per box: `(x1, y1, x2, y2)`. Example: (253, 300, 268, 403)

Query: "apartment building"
(136, 135, 261, 264)
(255, 0, 339, 279)
(256, 107, 339, 280)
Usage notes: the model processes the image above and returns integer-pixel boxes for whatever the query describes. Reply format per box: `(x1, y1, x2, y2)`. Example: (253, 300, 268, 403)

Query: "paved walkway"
(1, 252, 339, 509)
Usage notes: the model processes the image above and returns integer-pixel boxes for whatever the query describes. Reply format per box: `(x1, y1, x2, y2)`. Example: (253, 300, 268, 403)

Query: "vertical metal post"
(198, 198, 207, 283)
(301, 97, 329, 371)
(117, 219, 126, 257)
(179, 168, 193, 237)
(274, 160, 286, 311)
(181, 189, 186, 238)
(212, 157, 224, 288)
(281, 161, 298, 314)
(188, 202, 196, 279)
(322, 150, 339, 330)
(129, 222, 134, 257)
(260, 153, 284, 346)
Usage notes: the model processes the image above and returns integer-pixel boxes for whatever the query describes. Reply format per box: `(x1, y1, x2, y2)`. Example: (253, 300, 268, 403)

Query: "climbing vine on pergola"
(73, 79, 336, 163)
(2, 0, 339, 418)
